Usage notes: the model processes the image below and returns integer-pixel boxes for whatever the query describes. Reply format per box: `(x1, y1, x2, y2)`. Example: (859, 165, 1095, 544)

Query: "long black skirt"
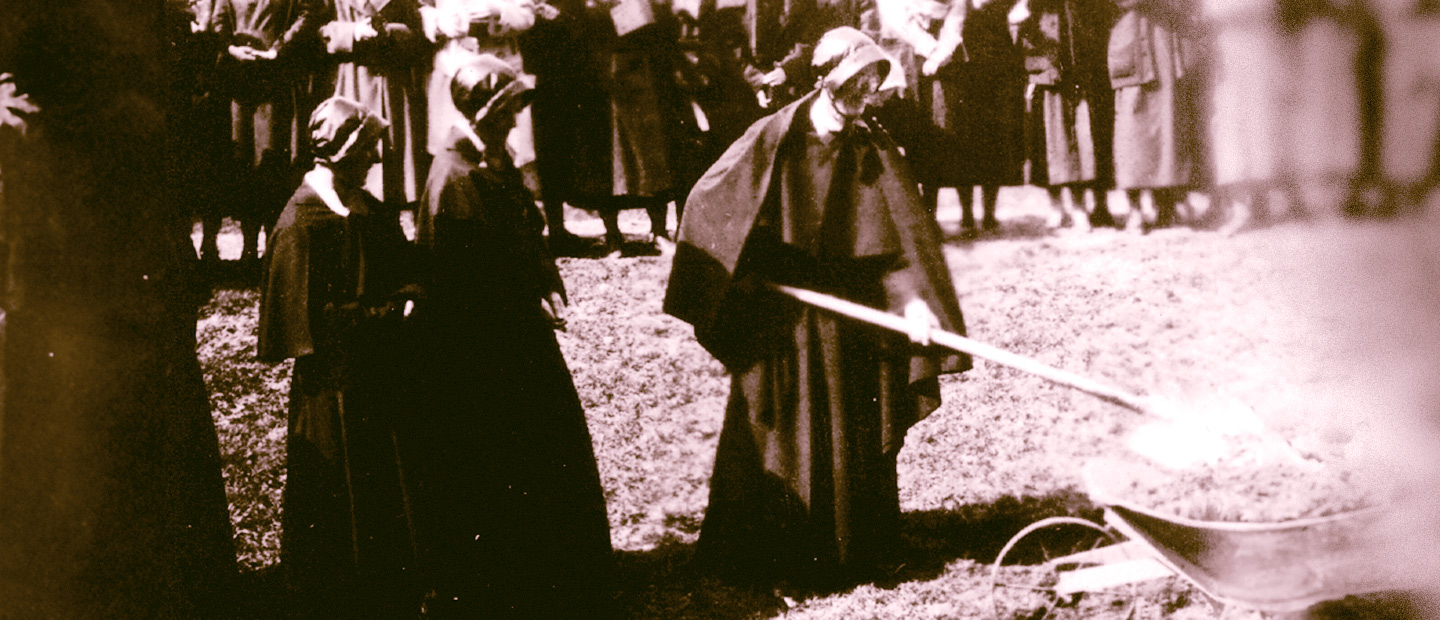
(407, 313, 614, 619)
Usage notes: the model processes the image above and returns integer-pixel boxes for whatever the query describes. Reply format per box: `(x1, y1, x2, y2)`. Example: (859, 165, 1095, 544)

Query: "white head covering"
(811, 27, 893, 92)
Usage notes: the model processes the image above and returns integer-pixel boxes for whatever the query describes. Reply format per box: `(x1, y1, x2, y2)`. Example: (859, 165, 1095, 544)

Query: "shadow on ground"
(226, 491, 1431, 619)
(613, 540, 787, 620)
(551, 233, 667, 259)
(883, 490, 1101, 587)
(201, 259, 264, 290)
(610, 490, 1101, 620)
(234, 564, 285, 620)
(1309, 592, 1436, 619)
(939, 214, 1101, 245)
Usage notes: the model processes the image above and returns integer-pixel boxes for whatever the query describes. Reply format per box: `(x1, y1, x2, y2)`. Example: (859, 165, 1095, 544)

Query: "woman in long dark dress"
(209, 0, 320, 262)
(520, 0, 614, 253)
(666, 28, 971, 592)
(257, 96, 423, 619)
(922, 0, 1027, 234)
(409, 55, 614, 619)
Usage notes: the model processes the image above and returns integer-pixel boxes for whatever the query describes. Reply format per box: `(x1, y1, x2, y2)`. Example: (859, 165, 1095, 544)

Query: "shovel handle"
(766, 283, 1153, 414)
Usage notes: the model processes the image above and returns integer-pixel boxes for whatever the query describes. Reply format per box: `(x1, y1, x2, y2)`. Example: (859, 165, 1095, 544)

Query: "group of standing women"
(254, 21, 977, 614)
(745, 0, 1162, 235)
(746, 0, 1421, 236)
(258, 62, 612, 618)
(169, 0, 766, 264)
(212, 0, 1440, 614)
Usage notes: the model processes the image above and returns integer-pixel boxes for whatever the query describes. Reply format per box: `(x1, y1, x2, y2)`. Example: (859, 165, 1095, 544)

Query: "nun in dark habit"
(257, 96, 424, 619)
(408, 54, 614, 619)
(665, 27, 971, 591)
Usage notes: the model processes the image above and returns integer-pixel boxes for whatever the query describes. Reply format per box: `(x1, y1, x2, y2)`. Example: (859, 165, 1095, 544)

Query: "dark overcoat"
(665, 91, 970, 587)
(407, 133, 615, 618)
(258, 182, 422, 620)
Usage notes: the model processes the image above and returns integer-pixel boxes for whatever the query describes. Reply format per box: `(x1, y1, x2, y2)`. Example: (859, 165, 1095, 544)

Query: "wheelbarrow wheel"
(989, 516, 1141, 620)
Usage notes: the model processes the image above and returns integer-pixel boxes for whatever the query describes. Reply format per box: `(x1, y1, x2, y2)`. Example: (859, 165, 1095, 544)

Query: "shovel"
(767, 282, 1154, 414)
(766, 282, 1322, 467)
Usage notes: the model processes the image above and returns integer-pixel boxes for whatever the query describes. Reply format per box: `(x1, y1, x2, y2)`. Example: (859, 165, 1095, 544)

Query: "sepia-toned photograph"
(3, 0, 1440, 617)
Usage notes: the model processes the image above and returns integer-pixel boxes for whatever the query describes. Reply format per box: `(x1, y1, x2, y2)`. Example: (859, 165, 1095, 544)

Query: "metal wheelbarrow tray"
(991, 459, 1414, 618)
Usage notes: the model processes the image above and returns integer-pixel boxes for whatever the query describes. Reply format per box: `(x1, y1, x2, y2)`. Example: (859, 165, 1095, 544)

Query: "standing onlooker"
(593, 0, 702, 252)
(923, 0, 1028, 235)
(1202, 0, 1292, 232)
(666, 27, 970, 591)
(1017, 0, 1113, 231)
(419, 0, 546, 238)
(1107, 0, 1202, 232)
(520, 0, 606, 252)
(866, 0, 952, 214)
(172, 0, 236, 265)
(520, 0, 614, 254)
(419, 0, 536, 171)
(1277, 0, 1384, 216)
(211, 0, 322, 263)
(1375, 0, 1440, 211)
(257, 97, 423, 619)
(409, 56, 614, 619)
(318, 0, 433, 208)
(673, 0, 765, 224)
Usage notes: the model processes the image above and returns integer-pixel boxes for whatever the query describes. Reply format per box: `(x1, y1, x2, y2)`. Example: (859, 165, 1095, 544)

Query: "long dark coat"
(602, 7, 699, 199)
(210, 0, 323, 225)
(257, 182, 421, 620)
(408, 133, 614, 618)
(520, 0, 619, 202)
(168, 1, 235, 226)
(665, 92, 970, 588)
(924, 0, 1027, 187)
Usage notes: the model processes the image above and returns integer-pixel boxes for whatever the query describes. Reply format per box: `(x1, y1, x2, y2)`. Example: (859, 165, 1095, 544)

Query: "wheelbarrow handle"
(766, 283, 1153, 415)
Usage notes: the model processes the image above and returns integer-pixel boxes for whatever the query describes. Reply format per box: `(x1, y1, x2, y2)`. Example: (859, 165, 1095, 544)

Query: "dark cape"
(408, 132, 614, 619)
(664, 92, 971, 588)
(257, 182, 421, 619)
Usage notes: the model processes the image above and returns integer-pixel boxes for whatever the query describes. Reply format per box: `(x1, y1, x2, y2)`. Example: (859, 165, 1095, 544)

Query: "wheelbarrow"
(986, 459, 1410, 619)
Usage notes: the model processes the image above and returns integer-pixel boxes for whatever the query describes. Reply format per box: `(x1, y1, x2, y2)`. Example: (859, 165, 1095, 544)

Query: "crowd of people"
(5, 0, 1436, 617)
(167, 0, 1440, 260)
(168, 0, 766, 263)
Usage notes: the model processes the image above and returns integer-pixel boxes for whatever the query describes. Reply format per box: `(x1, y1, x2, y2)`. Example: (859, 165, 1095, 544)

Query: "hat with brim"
(474, 77, 535, 124)
(309, 95, 389, 165)
(812, 27, 894, 91)
(452, 55, 535, 126)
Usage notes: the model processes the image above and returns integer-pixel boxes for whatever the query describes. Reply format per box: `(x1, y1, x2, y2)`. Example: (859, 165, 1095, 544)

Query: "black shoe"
(1089, 207, 1117, 228)
(603, 232, 624, 258)
(549, 232, 590, 257)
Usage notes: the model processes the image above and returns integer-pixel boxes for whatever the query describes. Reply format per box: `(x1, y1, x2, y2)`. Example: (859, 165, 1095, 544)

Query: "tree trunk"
(0, 2, 238, 618)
